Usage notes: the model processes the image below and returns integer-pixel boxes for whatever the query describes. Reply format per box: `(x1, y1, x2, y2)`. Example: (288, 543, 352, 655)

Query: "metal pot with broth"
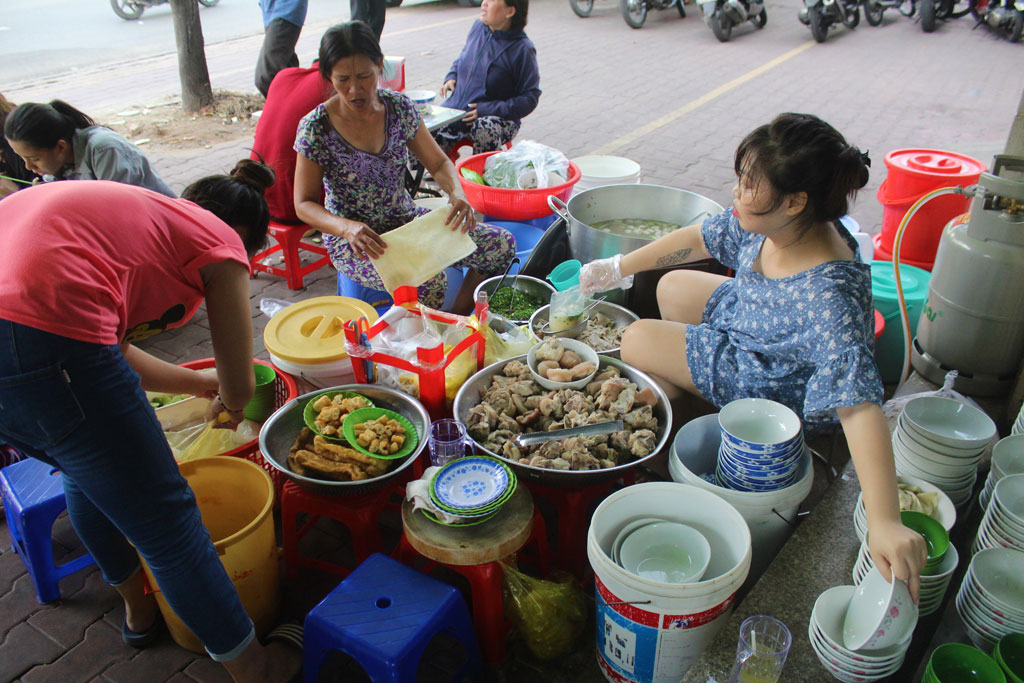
(590, 218, 684, 241)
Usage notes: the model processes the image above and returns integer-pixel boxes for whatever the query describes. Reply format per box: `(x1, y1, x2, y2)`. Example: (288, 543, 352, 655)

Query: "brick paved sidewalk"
(1, 0, 1021, 679)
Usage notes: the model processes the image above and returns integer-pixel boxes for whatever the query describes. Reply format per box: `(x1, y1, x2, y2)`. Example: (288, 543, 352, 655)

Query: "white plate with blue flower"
(432, 457, 510, 510)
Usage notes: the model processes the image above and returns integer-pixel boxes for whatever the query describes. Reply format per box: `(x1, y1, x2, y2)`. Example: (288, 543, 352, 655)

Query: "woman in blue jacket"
(434, 0, 540, 156)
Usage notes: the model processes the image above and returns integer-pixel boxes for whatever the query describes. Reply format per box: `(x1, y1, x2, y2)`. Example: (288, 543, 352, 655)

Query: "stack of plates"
(852, 540, 959, 617)
(853, 475, 956, 543)
(980, 434, 1024, 510)
(809, 585, 912, 682)
(716, 399, 805, 493)
(972, 474, 1024, 556)
(425, 456, 517, 526)
(956, 547, 1024, 652)
(893, 397, 997, 507)
(1013, 402, 1024, 436)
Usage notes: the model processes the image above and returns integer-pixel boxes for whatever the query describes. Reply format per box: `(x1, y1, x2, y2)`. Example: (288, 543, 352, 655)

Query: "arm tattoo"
(655, 248, 692, 267)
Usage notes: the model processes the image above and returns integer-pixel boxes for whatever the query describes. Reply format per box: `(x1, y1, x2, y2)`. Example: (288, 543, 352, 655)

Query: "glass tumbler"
(729, 615, 792, 683)
(429, 419, 467, 467)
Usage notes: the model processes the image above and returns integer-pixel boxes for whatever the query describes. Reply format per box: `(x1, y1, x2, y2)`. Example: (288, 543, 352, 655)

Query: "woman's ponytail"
(3, 100, 94, 149)
(181, 158, 275, 257)
(821, 145, 871, 223)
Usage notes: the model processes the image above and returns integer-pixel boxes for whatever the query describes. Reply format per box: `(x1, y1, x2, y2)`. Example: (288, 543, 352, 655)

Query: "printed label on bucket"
(595, 576, 737, 683)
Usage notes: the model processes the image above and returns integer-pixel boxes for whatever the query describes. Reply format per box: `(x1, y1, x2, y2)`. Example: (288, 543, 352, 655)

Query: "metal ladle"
(490, 256, 521, 317)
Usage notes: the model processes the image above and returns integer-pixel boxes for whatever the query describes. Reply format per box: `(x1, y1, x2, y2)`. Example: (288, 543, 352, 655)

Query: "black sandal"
(122, 613, 165, 649)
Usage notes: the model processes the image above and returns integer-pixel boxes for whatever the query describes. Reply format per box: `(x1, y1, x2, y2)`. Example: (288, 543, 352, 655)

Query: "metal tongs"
(536, 297, 607, 339)
(515, 420, 624, 447)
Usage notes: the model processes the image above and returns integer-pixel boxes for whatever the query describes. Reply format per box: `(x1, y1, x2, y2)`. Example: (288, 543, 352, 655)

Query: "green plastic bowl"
(302, 391, 374, 441)
(930, 643, 1006, 683)
(244, 363, 278, 422)
(901, 509, 950, 568)
(342, 407, 419, 460)
(996, 634, 1024, 683)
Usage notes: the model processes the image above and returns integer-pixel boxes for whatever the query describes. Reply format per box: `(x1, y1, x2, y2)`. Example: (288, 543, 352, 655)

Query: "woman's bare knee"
(657, 270, 729, 323)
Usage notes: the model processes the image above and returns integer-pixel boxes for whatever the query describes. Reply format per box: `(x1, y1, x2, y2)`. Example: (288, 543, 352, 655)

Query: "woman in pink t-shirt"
(0, 160, 300, 681)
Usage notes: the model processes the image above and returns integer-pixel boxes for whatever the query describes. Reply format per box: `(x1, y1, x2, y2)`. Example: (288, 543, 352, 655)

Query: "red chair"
(250, 220, 332, 290)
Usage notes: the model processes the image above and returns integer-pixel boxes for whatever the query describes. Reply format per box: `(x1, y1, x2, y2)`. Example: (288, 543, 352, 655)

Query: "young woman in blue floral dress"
(294, 21, 515, 313)
(580, 113, 929, 602)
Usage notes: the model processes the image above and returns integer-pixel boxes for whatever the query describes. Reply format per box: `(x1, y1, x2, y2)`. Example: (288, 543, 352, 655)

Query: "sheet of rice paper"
(371, 206, 478, 293)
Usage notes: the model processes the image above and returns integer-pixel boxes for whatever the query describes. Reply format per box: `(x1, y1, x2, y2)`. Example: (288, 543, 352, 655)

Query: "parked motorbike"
(972, 0, 1024, 40)
(861, 0, 915, 25)
(799, 0, 861, 41)
(110, 0, 220, 21)
(619, 0, 686, 28)
(700, 0, 766, 40)
(862, 0, 971, 31)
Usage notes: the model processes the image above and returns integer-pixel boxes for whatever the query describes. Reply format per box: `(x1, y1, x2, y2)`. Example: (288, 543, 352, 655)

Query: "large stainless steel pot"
(528, 301, 638, 358)
(259, 385, 429, 496)
(547, 184, 725, 265)
(453, 355, 672, 487)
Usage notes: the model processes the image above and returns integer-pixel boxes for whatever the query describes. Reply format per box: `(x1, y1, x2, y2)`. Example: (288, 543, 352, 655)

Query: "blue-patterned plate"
(432, 457, 510, 510)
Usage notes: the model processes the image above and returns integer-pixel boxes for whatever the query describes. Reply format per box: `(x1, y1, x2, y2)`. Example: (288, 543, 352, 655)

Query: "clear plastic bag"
(259, 298, 293, 319)
(548, 286, 590, 332)
(479, 311, 538, 366)
(483, 140, 570, 190)
(501, 560, 586, 661)
(165, 417, 260, 462)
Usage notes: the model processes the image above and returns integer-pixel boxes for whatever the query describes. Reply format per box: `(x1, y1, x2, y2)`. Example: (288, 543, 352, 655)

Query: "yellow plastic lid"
(263, 296, 379, 364)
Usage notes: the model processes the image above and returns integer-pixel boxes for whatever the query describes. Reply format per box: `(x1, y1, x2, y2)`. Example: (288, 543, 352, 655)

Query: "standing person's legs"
(255, 18, 302, 97)
(350, 0, 385, 38)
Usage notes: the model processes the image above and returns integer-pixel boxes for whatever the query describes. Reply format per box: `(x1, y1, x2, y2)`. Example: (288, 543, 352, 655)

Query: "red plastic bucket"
(876, 181, 974, 268)
(874, 309, 885, 342)
(882, 149, 985, 198)
(872, 233, 936, 271)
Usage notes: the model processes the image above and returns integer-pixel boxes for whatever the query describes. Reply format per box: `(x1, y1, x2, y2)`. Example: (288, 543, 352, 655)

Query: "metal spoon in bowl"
(491, 256, 521, 317)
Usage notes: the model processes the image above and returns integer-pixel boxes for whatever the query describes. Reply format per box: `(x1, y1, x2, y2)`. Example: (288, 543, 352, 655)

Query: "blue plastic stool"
(484, 214, 556, 230)
(0, 457, 96, 604)
(486, 220, 546, 275)
(337, 272, 394, 316)
(304, 552, 482, 683)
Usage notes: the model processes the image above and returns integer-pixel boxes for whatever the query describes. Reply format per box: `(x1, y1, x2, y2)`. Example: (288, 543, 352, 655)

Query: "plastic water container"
(571, 155, 642, 195)
(871, 260, 931, 383)
(588, 482, 751, 683)
(141, 457, 278, 652)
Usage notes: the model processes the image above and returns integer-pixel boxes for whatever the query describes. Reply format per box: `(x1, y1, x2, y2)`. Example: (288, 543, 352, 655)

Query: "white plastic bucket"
(571, 155, 642, 195)
(588, 482, 751, 683)
(268, 351, 355, 391)
(668, 414, 814, 585)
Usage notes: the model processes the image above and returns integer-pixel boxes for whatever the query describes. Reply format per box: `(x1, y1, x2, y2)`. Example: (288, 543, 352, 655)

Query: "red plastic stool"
(281, 481, 402, 579)
(394, 486, 548, 665)
(525, 472, 634, 580)
(250, 219, 332, 290)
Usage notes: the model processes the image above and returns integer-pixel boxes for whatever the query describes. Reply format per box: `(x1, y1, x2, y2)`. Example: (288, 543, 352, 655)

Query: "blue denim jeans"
(0, 319, 254, 660)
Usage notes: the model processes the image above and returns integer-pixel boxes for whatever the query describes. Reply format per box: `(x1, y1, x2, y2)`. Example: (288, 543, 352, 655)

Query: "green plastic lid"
(870, 261, 931, 305)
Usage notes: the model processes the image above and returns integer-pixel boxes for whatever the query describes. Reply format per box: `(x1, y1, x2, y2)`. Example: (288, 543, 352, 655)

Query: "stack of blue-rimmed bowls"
(715, 398, 805, 493)
(425, 456, 518, 526)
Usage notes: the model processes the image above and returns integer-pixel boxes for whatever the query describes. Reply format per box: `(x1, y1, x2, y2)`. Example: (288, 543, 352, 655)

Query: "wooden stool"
(394, 486, 550, 665)
(525, 473, 634, 580)
(250, 220, 332, 290)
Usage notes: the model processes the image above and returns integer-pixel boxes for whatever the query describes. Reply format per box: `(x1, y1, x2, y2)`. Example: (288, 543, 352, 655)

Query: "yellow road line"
(383, 15, 475, 39)
(589, 41, 817, 156)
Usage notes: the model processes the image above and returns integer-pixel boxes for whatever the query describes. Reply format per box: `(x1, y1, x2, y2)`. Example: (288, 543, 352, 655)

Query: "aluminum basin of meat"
(259, 385, 429, 496)
(453, 355, 672, 486)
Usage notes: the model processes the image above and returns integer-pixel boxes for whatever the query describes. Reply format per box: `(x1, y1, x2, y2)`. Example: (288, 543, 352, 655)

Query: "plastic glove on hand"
(579, 254, 634, 296)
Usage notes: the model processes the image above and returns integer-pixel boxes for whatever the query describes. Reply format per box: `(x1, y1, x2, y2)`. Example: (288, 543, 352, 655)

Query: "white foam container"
(588, 482, 751, 683)
(668, 414, 813, 584)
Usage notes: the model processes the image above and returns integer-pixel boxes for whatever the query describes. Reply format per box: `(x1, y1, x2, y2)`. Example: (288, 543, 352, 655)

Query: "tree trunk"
(169, 0, 213, 112)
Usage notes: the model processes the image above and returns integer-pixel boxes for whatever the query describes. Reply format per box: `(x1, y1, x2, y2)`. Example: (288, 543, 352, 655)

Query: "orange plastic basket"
(178, 358, 298, 496)
(456, 151, 580, 220)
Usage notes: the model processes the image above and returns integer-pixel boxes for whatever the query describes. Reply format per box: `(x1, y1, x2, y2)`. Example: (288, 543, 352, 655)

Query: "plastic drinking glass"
(729, 615, 792, 683)
(429, 419, 468, 467)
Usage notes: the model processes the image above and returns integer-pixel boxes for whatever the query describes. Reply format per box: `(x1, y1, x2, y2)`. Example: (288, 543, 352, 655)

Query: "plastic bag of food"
(478, 312, 538, 366)
(501, 560, 587, 660)
(548, 285, 591, 332)
(166, 416, 260, 462)
(483, 140, 570, 190)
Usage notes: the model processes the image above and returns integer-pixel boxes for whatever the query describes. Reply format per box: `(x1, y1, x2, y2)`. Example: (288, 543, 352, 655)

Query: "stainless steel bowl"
(528, 301, 639, 358)
(259, 384, 429, 496)
(453, 355, 672, 487)
(474, 274, 555, 325)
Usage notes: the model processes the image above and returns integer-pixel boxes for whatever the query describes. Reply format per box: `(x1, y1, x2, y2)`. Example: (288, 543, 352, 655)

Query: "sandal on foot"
(263, 622, 304, 650)
(122, 613, 165, 649)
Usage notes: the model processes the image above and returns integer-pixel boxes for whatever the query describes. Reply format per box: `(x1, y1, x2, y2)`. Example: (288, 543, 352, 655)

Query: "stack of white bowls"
(955, 547, 1024, 652)
(1012, 402, 1024, 436)
(980, 434, 1024, 510)
(972, 473, 1024, 556)
(893, 396, 997, 507)
(853, 474, 956, 543)
(715, 398, 805, 493)
(852, 540, 959, 617)
(809, 573, 916, 682)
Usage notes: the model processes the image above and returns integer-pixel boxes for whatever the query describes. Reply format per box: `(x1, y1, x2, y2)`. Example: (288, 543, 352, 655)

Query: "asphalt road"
(0, 0, 365, 86)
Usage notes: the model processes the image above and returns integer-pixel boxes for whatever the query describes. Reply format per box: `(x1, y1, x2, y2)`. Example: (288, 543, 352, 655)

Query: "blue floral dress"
(685, 210, 883, 429)
(294, 89, 514, 308)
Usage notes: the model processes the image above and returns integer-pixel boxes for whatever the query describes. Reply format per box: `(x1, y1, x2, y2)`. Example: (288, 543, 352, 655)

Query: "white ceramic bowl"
(994, 474, 1024, 526)
(609, 516, 664, 565)
(901, 396, 997, 450)
(970, 547, 1024, 615)
(992, 434, 1024, 478)
(526, 337, 599, 390)
(858, 475, 956, 531)
(811, 585, 911, 663)
(718, 398, 802, 452)
(894, 428, 984, 469)
(892, 436, 979, 480)
(808, 624, 904, 673)
(405, 89, 435, 112)
(617, 521, 711, 584)
(842, 567, 917, 651)
(897, 414, 988, 457)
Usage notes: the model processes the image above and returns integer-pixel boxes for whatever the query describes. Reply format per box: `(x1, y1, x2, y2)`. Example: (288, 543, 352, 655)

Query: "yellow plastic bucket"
(141, 456, 279, 653)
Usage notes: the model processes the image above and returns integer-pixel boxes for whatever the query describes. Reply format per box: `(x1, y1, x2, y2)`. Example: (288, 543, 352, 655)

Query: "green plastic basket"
(342, 407, 419, 460)
(302, 391, 375, 441)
